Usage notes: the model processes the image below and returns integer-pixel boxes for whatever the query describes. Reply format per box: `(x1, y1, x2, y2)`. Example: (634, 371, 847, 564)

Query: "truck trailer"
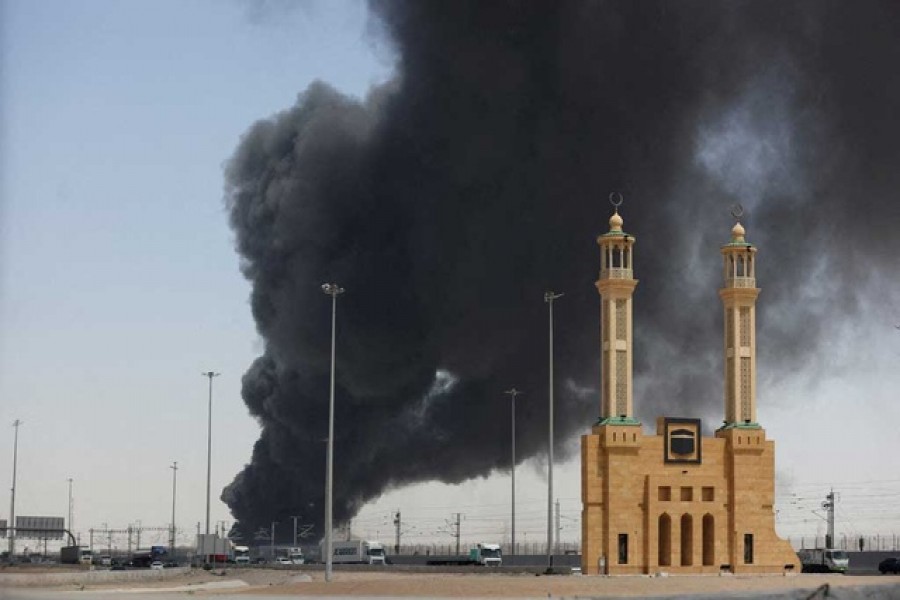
(323, 540, 386, 565)
(426, 543, 502, 566)
(60, 546, 92, 565)
(797, 548, 849, 573)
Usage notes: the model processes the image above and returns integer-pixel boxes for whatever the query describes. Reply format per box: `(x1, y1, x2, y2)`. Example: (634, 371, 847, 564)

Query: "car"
(879, 557, 900, 574)
(150, 561, 164, 570)
(276, 557, 293, 565)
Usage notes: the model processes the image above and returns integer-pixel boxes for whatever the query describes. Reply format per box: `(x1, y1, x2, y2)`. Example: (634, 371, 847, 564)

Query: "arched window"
(702, 514, 715, 566)
(658, 514, 672, 567)
(681, 514, 693, 566)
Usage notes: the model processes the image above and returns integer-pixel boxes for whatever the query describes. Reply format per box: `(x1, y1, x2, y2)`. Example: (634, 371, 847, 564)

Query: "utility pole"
(67, 478, 74, 536)
(89, 528, 94, 554)
(823, 489, 836, 548)
(8, 419, 22, 561)
(454, 513, 461, 556)
(291, 515, 301, 548)
(170, 462, 178, 557)
(544, 291, 563, 569)
(393, 510, 401, 555)
(270, 521, 277, 561)
(504, 388, 521, 556)
(555, 499, 561, 555)
(127, 525, 133, 555)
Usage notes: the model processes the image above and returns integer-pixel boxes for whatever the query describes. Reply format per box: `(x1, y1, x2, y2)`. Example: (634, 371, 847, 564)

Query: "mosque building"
(580, 206, 799, 575)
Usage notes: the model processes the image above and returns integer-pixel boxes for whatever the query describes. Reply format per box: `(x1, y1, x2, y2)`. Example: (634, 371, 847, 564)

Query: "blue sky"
(1, 0, 898, 554)
(0, 0, 395, 549)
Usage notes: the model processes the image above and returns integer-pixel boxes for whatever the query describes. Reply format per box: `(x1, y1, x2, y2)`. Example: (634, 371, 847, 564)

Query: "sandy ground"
(15, 568, 899, 598)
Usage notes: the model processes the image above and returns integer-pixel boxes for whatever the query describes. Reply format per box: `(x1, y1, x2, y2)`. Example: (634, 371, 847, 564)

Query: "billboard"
(15, 516, 65, 540)
(0, 519, 6, 538)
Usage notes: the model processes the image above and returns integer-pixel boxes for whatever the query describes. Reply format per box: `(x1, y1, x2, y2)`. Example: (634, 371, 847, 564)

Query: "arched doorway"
(658, 513, 671, 567)
(681, 514, 693, 566)
(702, 514, 715, 566)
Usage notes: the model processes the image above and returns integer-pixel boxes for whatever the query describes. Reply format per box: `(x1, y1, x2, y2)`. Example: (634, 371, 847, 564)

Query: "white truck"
(233, 545, 250, 564)
(469, 543, 502, 567)
(275, 547, 304, 564)
(797, 548, 849, 573)
(289, 547, 305, 564)
(324, 540, 386, 565)
(426, 542, 503, 567)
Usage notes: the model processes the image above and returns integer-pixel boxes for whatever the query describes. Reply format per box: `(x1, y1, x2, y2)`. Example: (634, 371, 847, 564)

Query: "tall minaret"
(596, 198, 638, 424)
(719, 212, 760, 427)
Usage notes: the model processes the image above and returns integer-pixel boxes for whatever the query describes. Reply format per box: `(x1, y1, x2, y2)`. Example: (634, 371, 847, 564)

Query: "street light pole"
(321, 283, 344, 583)
(8, 420, 22, 562)
(544, 291, 563, 569)
(201, 371, 220, 539)
(504, 388, 521, 556)
(170, 461, 178, 557)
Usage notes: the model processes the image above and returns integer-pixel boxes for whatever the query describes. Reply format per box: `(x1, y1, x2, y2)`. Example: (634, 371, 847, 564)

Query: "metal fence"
(789, 534, 900, 552)
(392, 537, 900, 556)
(386, 541, 582, 556)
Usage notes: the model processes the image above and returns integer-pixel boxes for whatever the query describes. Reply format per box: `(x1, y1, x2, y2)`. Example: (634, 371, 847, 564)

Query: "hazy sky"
(1, 0, 898, 554)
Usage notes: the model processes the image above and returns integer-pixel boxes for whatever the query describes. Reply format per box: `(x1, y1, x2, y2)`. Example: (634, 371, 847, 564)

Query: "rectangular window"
(744, 533, 754, 564)
(702, 487, 715, 501)
(618, 534, 628, 564)
(658, 487, 671, 501)
(680, 486, 693, 501)
(740, 357, 752, 421)
(615, 299, 627, 340)
(739, 307, 751, 346)
(615, 350, 628, 415)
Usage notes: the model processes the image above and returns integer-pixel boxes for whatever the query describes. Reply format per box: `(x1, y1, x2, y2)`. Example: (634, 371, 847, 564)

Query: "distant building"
(581, 208, 798, 574)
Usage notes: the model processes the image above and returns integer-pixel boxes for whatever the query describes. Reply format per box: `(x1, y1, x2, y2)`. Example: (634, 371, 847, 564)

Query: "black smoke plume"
(222, 1, 900, 543)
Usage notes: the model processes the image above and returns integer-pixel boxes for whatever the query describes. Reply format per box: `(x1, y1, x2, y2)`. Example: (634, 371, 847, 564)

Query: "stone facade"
(580, 211, 798, 575)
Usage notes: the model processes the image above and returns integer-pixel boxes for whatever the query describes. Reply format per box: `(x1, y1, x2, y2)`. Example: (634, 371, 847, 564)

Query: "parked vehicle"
(289, 547, 305, 565)
(150, 561, 164, 570)
(797, 548, 849, 573)
(276, 556, 292, 565)
(323, 540, 386, 565)
(879, 557, 900, 574)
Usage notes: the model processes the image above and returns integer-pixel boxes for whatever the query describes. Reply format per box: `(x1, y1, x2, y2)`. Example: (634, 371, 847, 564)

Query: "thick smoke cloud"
(222, 1, 900, 543)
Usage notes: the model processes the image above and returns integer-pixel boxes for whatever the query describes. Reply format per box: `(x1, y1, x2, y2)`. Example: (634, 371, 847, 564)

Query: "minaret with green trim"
(719, 219, 760, 428)
(596, 207, 639, 425)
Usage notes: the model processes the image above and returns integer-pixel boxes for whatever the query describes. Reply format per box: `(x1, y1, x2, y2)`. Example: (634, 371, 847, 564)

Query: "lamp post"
(544, 291, 563, 568)
(201, 371, 219, 539)
(8, 420, 22, 561)
(321, 282, 344, 583)
(504, 388, 521, 556)
(170, 462, 178, 557)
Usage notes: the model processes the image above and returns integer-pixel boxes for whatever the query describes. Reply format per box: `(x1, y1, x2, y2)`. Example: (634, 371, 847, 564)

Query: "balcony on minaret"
(597, 211, 635, 282)
(721, 222, 756, 289)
